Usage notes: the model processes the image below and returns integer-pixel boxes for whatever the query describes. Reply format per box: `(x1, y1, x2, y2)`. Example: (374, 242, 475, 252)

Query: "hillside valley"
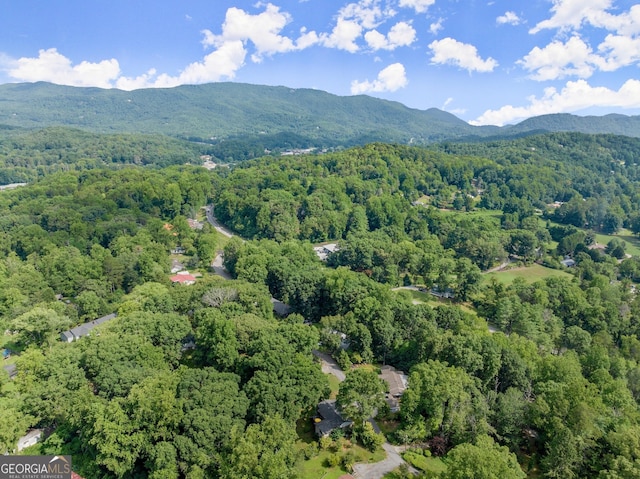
(3, 83, 640, 479)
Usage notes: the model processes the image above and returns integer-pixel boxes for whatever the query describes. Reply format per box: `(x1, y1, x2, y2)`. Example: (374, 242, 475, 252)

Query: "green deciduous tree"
(443, 435, 525, 479)
(11, 306, 71, 348)
(336, 368, 387, 429)
(400, 360, 489, 445)
(220, 415, 298, 479)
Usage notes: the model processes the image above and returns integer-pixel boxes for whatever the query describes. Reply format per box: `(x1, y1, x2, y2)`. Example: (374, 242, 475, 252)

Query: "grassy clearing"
(404, 289, 431, 304)
(402, 450, 447, 474)
(214, 229, 232, 250)
(327, 373, 340, 399)
(545, 218, 640, 257)
(437, 208, 502, 223)
(485, 264, 573, 285)
(296, 456, 348, 479)
(392, 287, 480, 319)
(297, 444, 385, 479)
(595, 228, 640, 257)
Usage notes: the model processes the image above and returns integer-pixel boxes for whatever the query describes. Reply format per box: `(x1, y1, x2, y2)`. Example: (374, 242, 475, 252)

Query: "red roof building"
(170, 273, 197, 285)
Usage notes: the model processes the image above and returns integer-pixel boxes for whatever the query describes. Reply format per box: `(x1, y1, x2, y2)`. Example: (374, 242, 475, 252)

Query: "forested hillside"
(0, 82, 483, 144)
(3, 82, 640, 156)
(2, 138, 640, 478)
(0, 127, 205, 183)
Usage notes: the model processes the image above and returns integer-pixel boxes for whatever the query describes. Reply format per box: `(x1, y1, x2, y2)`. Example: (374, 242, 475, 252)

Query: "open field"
(485, 264, 573, 285)
(544, 218, 640, 257)
(595, 228, 640, 257)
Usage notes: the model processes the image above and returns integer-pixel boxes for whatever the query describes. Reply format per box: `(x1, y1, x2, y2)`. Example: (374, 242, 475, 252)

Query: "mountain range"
(2, 81, 640, 147)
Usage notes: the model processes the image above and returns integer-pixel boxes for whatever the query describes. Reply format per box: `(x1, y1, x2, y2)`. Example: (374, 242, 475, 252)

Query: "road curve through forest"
(204, 204, 236, 239)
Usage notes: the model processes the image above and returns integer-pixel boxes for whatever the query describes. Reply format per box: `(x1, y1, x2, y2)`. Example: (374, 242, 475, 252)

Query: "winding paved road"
(204, 204, 236, 239)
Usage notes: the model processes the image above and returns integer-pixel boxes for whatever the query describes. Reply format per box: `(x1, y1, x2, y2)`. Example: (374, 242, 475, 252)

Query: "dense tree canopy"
(2, 136, 640, 478)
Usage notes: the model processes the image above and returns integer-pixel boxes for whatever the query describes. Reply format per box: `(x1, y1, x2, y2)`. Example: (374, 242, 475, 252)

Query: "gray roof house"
(380, 365, 408, 412)
(271, 298, 292, 317)
(314, 400, 352, 437)
(60, 313, 117, 342)
(313, 243, 339, 261)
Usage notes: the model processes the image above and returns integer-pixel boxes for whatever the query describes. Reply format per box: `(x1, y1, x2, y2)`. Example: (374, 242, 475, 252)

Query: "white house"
(17, 429, 42, 452)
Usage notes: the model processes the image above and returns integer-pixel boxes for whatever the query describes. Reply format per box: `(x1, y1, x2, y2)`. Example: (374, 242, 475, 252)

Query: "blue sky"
(1, 0, 639, 125)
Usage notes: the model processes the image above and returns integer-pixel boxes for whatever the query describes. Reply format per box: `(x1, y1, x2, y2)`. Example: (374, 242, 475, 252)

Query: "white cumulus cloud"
(338, 0, 393, 30)
(202, 4, 305, 63)
(496, 11, 521, 26)
(429, 38, 498, 72)
(530, 0, 640, 35)
(351, 62, 408, 93)
(364, 21, 416, 50)
(472, 79, 640, 126)
(519, 36, 600, 80)
(321, 18, 363, 52)
(115, 69, 158, 90)
(597, 33, 640, 70)
(8, 48, 120, 88)
(398, 0, 435, 14)
(154, 40, 247, 88)
(320, 0, 396, 52)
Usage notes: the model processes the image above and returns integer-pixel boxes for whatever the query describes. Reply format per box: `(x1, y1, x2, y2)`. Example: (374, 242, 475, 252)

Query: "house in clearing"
(171, 259, 185, 274)
(170, 271, 197, 285)
(314, 400, 352, 437)
(379, 365, 408, 412)
(271, 297, 292, 317)
(17, 429, 43, 452)
(430, 286, 455, 299)
(313, 243, 339, 261)
(60, 313, 117, 342)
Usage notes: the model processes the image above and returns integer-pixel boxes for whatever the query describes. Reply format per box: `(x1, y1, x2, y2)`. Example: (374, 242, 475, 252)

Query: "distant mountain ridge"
(1, 81, 640, 145)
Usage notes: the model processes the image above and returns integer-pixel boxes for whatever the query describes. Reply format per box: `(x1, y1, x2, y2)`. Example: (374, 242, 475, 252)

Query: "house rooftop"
(313, 243, 339, 261)
(315, 400, 350, 436)
(60, 313, 117, 342)
(17, 429, 42, 451)
(380, 365, 408, 413)
(170, 273, 197, 284)
(380, 365, 407, 397)
(271, 298, 292, 317)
